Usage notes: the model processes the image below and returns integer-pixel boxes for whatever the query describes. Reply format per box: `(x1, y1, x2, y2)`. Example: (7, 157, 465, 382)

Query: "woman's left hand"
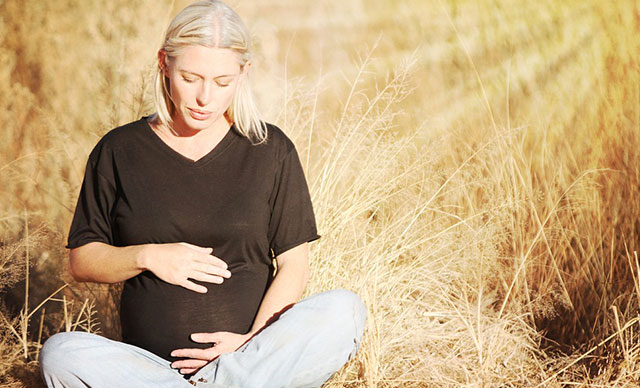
(170, 331, 253, 374)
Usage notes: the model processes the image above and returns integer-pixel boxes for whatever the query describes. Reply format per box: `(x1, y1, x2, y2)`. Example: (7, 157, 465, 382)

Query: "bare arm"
(69, 241, 231, 293)
(248, 242, 310, 334)
(69, 242, 147, 283)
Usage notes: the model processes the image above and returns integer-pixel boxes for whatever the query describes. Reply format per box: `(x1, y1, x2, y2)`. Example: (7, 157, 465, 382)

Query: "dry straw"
(1, 0, 640, 387)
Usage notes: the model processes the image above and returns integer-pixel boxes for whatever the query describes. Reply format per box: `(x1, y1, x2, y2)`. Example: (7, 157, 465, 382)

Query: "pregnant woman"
(39, 1, 366, 387)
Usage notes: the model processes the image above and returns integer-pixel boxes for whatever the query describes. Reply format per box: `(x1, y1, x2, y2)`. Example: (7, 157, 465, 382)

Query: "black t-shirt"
(67, 117, 319, 361)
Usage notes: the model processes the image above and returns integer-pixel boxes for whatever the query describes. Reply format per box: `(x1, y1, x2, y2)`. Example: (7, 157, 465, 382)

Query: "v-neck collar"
(141, 116, 238, 167)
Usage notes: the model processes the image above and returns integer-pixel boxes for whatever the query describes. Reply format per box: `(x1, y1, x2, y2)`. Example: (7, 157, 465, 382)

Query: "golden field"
(1, 0, 640, 386)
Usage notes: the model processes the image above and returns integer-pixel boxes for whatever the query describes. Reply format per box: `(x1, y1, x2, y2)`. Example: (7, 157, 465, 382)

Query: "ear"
(157, 50, 169, 76)
(240, 60, 252, 78)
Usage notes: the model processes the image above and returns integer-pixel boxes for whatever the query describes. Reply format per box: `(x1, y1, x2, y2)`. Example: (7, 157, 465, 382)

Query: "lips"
(188, 108, 212, 121)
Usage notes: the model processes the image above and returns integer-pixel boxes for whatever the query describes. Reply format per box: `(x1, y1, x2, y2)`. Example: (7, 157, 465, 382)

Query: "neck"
(147, 113, 232, 162)
(149, 113, 232, 139)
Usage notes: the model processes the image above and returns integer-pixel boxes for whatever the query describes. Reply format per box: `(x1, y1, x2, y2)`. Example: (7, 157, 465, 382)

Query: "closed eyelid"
(214, 75, 236, 83)
(178, 69, 237, 80)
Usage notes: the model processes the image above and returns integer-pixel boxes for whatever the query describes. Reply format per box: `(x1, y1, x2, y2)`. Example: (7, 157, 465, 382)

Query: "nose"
(196, 82, 213, 107)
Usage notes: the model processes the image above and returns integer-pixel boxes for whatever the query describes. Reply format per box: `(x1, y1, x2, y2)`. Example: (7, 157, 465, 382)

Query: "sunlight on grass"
(1, 0, 639, 386)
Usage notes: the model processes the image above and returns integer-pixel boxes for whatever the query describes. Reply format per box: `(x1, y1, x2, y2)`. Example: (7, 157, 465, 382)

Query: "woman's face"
(162, 45, 246, 134)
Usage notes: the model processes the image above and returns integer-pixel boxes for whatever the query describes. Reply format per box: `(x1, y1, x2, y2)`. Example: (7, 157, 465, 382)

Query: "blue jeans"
(40, 289, 366, 388)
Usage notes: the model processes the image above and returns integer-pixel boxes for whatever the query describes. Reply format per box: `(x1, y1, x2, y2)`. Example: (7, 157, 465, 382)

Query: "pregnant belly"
(120, 266, 270, 361)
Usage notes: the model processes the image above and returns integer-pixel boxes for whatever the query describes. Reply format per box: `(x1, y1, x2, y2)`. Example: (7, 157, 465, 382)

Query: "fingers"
(193, 262, 231, 279)
(209, 255, 228, 270)
(166, 242, 231, 292)
(171, 358, 208, 375)
(171, 348, 211, 360)
(171, 344, 219, 374)
(180, 279, 208, 294)
(189, 272, 224, 285)
(185, 245, 229, 272)
(171, 358, 208, 371)
(190, 332, 221, 343)
(193, 254, 228, 271)
(180, 260, 231, 292)
(186, 261, 231, 287)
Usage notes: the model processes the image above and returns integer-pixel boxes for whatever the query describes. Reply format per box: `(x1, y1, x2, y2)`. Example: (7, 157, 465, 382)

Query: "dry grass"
(1, 0, 640, 387)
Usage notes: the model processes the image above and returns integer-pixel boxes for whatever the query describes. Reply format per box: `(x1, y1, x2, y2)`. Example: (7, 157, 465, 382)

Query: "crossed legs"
(40, 289, 366, 388)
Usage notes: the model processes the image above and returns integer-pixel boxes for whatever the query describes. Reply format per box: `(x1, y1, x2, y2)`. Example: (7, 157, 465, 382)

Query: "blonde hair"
(154, 0, 267, 143)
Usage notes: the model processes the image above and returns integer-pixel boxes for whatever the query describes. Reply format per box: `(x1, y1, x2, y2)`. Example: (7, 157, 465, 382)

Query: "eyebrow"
(179, 70, 237, 79)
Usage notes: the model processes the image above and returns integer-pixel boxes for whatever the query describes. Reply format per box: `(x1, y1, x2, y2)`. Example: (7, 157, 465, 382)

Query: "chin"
(185, 118, 213, 131)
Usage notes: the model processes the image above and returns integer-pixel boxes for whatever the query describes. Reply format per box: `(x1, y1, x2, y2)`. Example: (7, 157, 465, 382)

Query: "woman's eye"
(182, 76, 196, 83)
(217, 83, 230, 88)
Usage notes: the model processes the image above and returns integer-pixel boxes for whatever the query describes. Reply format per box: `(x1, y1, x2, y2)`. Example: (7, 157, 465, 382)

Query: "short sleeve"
(66, 147, 117, 249)
(267, 146, 320, 257)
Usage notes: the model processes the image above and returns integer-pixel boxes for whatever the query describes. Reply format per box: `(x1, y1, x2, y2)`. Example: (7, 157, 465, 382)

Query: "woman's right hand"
(141, 242, 231, 293)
